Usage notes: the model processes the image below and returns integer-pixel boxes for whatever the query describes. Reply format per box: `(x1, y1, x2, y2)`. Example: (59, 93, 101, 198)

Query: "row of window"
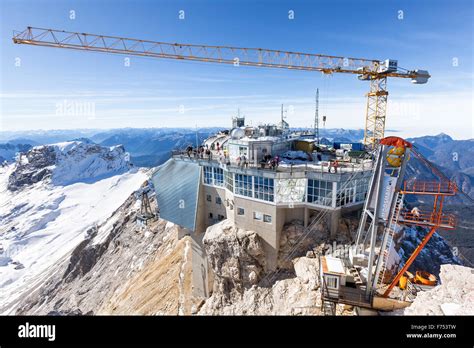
(204, 167, 369, 207)
(206, 194, 222, 205)
(336, 177, 370, 207)
(236, 207, 272, 223)
(307, 179, 333, 206)
(355, 177, 370, 202)
(203, 166, 224, 187)
(208, 212, 225, 221)
(234, 174, 275, 202)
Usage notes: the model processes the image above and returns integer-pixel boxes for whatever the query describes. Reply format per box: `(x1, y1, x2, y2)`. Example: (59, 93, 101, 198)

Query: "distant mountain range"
(0, 128, 221, 168)
(0, 143, 33, 163)
(410, 134, 474, 191)
(1, 128, 472, 174)
(0, 128, 472, 311)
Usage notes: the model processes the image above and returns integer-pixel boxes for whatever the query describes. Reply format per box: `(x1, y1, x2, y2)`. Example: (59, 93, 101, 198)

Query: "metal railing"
(321, 277, 372, 308)
(402, 180, 457, 195)
(171, 150, 374, 174)
(399, 210, 456, 229)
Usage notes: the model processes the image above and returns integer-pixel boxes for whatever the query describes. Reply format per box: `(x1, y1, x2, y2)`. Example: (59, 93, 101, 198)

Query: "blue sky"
(0, 0, 472, 139)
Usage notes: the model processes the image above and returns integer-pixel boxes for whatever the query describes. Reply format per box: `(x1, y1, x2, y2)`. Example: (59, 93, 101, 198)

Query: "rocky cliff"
(198, 219, 348, 315)
(402, 264, 474, 315)
(16, 188, 197, 315)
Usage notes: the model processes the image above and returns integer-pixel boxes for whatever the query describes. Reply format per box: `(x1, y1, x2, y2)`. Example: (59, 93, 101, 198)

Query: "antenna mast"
(195, 124, 199, 147)
(281, 104, 284, 125)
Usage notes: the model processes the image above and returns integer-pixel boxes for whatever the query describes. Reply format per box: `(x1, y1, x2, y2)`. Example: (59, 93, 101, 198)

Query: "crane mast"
(314, 88, 320, 144)
(12, 26, 430, 145)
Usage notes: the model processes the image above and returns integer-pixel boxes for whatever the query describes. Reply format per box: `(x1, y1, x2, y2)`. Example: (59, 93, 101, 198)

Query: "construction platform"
(399, 211, 456, 229)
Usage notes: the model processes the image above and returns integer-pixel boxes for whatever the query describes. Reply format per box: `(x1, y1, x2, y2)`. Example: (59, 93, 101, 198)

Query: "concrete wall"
(283, 207, 305, 223)
(192, 181, 211, 300)
(233, 196, 279, 270)
(202, 185, 227, 227)
(190, 232, 210, 300)
(194, 180, 207, 235)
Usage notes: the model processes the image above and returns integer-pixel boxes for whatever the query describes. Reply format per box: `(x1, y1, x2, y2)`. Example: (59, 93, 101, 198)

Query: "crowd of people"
(182, 143, 282, 170)
(185, 143, 214, 160)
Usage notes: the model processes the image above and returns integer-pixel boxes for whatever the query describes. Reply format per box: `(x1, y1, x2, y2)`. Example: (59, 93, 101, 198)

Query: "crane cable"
(260, 169, 365, 287)
(226, 168, 367, 314)
(411, 145, 474, 203)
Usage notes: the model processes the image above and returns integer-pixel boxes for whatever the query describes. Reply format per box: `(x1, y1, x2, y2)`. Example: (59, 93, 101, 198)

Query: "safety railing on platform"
(401, 180, 457, 195)
(171, 150, 373, 173)
(399, 211, 456, 229)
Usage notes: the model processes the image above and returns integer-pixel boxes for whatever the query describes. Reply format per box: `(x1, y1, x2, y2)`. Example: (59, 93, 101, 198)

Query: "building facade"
(153, 154, 373, 270)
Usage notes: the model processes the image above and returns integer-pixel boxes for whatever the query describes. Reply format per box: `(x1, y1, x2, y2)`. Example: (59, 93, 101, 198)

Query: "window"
(239, 146, 248, 156)
(206, 194, 212, 202)
(254, 176, 274, 202)
(217, 214, 225, 221)
(237, 207, 245, 216)
(235, 174, 252, 197)
(209, 213, 213, 219)
(216, 196, 222, 205)
(253, 211, 263, 221)
(307, 180, 333, 206)
(325, 276, 339, 289)
(213, 167, 224, 187)
(263, 214, 272, 223)
(337, 186, 355, 207)
(203, 166, 213, 185)
(204, 166, 224, 187)
(355, 177, 370, 202)
(225, 170, 234, 192)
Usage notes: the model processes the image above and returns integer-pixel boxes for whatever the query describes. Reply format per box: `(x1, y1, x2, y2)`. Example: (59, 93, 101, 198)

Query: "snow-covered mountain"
(7, 140, 132, 189)
(0, 141, 148, 314)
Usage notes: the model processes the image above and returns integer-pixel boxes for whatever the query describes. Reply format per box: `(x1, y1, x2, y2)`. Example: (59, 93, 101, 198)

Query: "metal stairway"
(321, 298, 336, 316)
(375, 192, 404, 289)
(349, 266, 364, 287)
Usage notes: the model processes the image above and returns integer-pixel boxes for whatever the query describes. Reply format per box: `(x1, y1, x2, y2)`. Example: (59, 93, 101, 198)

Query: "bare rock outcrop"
(278, 219, 328, 269)
(201, 220, 266, 309)
(403, 264, 474, 315)
(199, 220, 325, 315)
(200, 255, 323, 315)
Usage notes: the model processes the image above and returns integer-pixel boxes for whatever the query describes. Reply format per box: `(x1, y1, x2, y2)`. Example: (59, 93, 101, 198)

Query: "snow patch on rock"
(0, 143, 147, 314)
(7, 141, 132, 190)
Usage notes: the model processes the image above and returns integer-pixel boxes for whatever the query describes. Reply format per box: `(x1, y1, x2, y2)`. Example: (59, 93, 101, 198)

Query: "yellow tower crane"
(12, 27, 430, 145)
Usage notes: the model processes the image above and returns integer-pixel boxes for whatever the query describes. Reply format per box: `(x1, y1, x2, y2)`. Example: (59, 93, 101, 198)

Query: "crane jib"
(12, 26, 430, 145)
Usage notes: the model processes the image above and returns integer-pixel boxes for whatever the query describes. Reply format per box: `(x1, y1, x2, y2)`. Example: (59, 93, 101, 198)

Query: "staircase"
(321, 298, 336, 316)
(375, 192, 404, 288)
(349, 266, 364, 287)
